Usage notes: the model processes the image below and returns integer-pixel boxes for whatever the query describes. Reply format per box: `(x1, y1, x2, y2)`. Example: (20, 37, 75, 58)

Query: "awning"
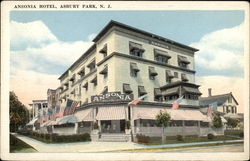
(47, 120, 57, 126)
(74, 108, 93, 121)
(96, 106, 126, 120)
(183, 87, 202, 95)
(133, 107, 211, 122)
(87, 59, 96, 68)
(129, 42, 145, 52)
(99, 44, 107, 54)
(178, 56, 190, 64)
(56, 115, 78, 125)
(154, 49, 171, 58)
(101, 86, 108, 94)
(69, 74, 75, 81)
(26, 118, 38, 126)
(40, 120, 52, 127)
(130, 63, 140, 72)
(162, 87, 179, 96)
(149, 67, 158, 76)
(99, 66, 108, 74)
(78, 67, 85, 75)
(123, 84, 133, 94)
(83, 82, 88, 88)
(90, 75, 97, 83)
(166, 70, 174, 78)
(138, 86, 147, 95)
(154, 88, 162, 97)
(181, 74, 189, 81)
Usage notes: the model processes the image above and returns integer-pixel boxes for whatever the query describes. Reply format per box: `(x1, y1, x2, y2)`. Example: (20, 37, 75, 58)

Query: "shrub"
(93, 122, 99, 129)
(176, 135, 184, 141)
(207, 133, 215, 140)
(239, 132, 244, 138)
(136, 134, 150, 143)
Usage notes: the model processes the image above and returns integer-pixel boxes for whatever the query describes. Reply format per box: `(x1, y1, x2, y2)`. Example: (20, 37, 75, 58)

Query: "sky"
(9, 10, 246, 112)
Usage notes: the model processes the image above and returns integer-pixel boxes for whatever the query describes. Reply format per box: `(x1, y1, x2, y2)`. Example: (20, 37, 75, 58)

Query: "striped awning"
(133, 107, 211, 122)
(162, 87, 179, 96)
(178, 56, 190, 64)
(154, 49, 171, 58)
(183, 87, 202, 95)
(26, 118, 38, 126)
(130, 63, 140, 72)
(55, 115, 78, 125)
(96, 106, 126, 120)
(47, 120, 57, 126)
(74, 109, 93, 122)
(40, 120, 52, 127)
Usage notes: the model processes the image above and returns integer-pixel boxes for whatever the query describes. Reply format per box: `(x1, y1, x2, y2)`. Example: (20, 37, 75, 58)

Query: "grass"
(10, 134, 37, 153)
(138, 135, 239, 145)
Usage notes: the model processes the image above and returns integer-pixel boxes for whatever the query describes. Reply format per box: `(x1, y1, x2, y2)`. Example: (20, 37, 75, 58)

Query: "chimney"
(208, 88, 212, 97)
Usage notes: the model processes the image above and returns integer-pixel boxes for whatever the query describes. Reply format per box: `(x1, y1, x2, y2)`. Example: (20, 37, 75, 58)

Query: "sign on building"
(91, 92, 134, 103)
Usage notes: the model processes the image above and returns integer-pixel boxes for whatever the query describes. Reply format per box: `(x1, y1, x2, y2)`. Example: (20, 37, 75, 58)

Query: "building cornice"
(93, 20, 199, 52)
(97, 52, 196, 74)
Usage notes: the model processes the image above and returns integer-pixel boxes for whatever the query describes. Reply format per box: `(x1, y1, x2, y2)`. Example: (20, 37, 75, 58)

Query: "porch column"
(74, 122, 78, 134)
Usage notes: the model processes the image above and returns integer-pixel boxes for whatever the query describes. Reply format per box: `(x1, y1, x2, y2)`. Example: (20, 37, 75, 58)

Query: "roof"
(199, 93, 239, 107)
(58, 44, 96, 80)
(93, 20, 199, 52)
(160, 81, 200, 90)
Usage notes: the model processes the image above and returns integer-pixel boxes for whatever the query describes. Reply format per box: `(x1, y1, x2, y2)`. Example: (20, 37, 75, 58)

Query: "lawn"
(139, 135, 239, 145)
(10, 134, 37, 153)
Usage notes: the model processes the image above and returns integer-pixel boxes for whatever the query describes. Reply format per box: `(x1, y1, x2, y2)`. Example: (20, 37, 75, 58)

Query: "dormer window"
(129, 41, 144, 57)
(178, 55, 190, 68)
(154, 49, 171, 64)
(87, 59, 96, 72)
(99, 44, 107, 57)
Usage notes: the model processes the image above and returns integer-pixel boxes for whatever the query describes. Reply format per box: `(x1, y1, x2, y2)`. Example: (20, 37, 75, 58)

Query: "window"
(78, 67, 85, 77)
(228, 95, 232, 103)
(148, 66, 158, 80)
(200, 121, 209, 127)
(130, 63, 140, 77)
(154, 88, 163, 102)
(184, 121, 198, 126)
(99, 64, 108, 78)
(170, 120, 183, 127)
(99, 44, 107, 57)
(181, 73, 189, 82)
(90, 76, 97, 86)
(129, 41, 144, 58)
(87, 59, 96, 72)
(178, 55, 190, 68)
(138, 86, 147, 97)
(174, 72, 178, 78)
(83, 82, 88, 91)
(166, 70, 174, 83)
(154, 49, 171, 64)
(123, 84, 133, 94)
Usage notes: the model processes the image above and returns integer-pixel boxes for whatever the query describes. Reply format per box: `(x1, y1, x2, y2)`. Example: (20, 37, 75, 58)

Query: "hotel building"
(40, 21, 224, 141)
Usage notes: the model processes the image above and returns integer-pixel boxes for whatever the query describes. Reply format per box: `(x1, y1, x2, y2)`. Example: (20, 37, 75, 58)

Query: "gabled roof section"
(199, 92, 239, 107)
(93, 20, 199, 52)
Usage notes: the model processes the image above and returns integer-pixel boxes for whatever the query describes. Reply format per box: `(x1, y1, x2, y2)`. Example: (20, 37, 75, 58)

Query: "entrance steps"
(99, 133, 129, 142)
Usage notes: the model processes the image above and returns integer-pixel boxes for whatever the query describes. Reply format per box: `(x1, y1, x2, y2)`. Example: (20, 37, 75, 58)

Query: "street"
(155, 144, 244, 152)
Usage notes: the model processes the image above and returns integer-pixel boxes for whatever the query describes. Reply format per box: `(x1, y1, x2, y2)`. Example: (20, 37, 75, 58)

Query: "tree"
(226, 117, 239, 128)
(212, 112, 223, 128)
(156, 110, 171, 144)
(9, 91, 29, 132)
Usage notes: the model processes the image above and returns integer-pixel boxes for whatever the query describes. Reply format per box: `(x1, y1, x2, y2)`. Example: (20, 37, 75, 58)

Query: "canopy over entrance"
(96, 106, 126, 120)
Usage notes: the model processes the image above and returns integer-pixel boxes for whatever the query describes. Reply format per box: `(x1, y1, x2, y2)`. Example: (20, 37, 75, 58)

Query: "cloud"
(196, 76, 245, 113)
(11, 21, 57, 50)
(10, 20, 94, 75)
(87, 33, 97, 41)
(190, 23, 245, 75)
(10, 68, 60, 108)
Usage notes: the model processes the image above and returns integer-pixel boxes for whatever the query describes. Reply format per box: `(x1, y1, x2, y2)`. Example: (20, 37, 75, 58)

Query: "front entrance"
(101, 120, 125, 133)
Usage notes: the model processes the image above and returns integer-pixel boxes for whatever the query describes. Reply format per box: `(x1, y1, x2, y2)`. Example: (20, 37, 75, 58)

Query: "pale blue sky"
(10, 10, 245, 77)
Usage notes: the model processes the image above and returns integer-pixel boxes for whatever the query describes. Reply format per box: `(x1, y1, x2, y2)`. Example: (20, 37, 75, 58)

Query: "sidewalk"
(12, 133, 243, 153)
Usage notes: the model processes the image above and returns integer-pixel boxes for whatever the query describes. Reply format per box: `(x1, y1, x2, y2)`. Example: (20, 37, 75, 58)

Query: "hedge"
(18, 130, 91, 143)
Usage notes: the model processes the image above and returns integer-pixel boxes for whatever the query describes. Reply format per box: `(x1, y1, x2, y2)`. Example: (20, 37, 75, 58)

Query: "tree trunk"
(161, 126, 166, 144)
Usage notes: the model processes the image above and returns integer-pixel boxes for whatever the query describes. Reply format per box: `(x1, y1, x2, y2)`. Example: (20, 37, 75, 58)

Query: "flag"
(171, 96, 183, 110)
(128, 94, 147, 105)
(63, 99, 78, 116)
(207, 102, 217, 117)
(209, 102, 218, 111)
